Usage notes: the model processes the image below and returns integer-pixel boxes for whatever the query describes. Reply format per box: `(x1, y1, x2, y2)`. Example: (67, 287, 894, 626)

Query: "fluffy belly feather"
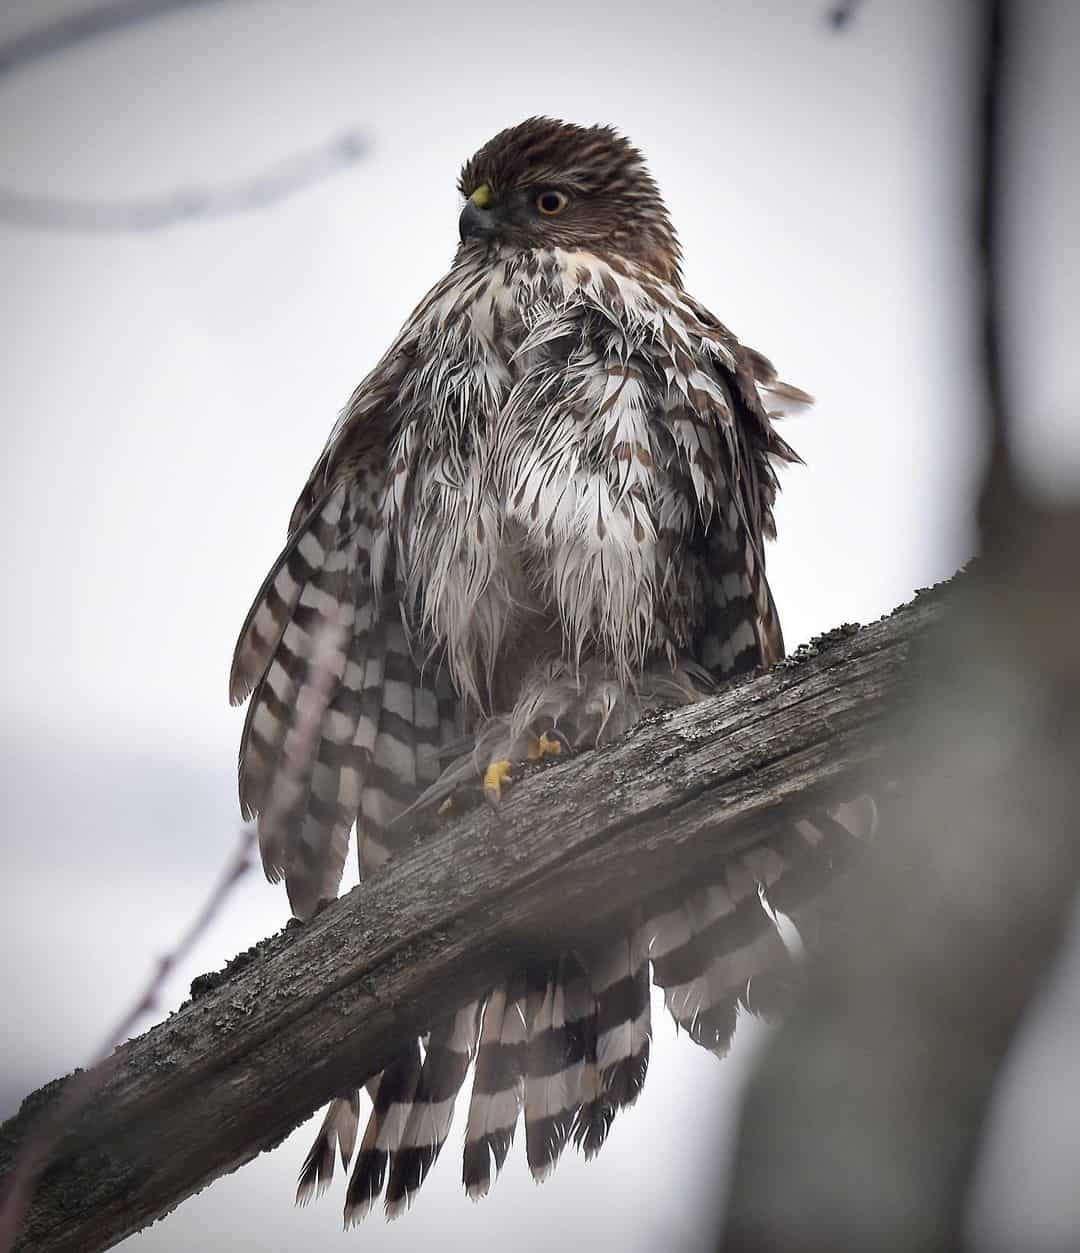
(382, 245, 693, 709)
(397, 461, 664, 712)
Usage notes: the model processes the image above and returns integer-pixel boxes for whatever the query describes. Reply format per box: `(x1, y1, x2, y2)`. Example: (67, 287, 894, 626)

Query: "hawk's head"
(457, 117, 682, 285)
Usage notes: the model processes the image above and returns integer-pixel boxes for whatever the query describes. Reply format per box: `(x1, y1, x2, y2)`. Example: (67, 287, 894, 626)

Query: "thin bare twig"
(0, 825, 256, 1253)
(0, 1, 369, 233)
(0, 132, 369, 234)
(826, 1, 865, 31)
(0, 625, 342, 1252)
(0, 0, 248, 79)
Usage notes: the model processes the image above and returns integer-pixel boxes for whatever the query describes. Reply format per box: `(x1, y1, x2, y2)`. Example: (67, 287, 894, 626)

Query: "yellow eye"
(535, 190, 569, 215)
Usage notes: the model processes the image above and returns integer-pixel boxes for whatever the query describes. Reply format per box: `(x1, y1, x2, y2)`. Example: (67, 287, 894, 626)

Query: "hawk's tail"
(572, 925, 651, 1159)
(334, 1003, 484, 1225)
(649, 797, 876, 1052)
(295, 1091, 361, 1205)
(522, 957, 592, 1181)
(343, 1045, 421, 1226)
(299, 793, 874, 1221)
(461, 927, 653, 1188)
(462, 976, 528, 1199)
(384, 1002, 482, 1217)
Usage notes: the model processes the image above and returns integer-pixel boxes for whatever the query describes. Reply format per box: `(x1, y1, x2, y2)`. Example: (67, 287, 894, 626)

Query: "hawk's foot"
(484, 733, 561, 807)
(483, 759, 514, 805)
(526, 730, 563, 761)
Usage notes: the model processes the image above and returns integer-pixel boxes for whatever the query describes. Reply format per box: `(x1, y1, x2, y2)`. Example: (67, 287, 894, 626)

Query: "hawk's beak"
(459, 199, 496, 244)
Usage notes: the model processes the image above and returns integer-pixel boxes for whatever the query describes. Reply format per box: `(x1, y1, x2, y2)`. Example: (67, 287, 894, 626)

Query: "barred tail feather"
(296, 1092, 361, 1206)
(463, 978, 528, 1199)
(650, 851, 793, 1053)
(760, 801, 877, 1003)
(570, 924, 651, 1161)
(385, 1002, 482, 1217)
(768, 801, 877, 916)
(649, 800, 875, 1052)
(591, 924, 651, 1108)
(524, 959, 590, 1182)
(570, 1023, 612, 1162)
(344, 1045, 422, 1227)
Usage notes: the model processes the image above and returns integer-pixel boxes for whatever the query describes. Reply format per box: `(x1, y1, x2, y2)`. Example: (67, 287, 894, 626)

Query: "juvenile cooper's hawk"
(231, 118, 869, 1222)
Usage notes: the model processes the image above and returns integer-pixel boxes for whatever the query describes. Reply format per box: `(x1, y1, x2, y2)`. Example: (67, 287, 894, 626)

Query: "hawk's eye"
(535, 190, 569, 216)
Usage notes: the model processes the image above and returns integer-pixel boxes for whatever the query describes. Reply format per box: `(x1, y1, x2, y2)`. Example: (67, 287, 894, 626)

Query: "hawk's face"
(457, 117, 682, 285)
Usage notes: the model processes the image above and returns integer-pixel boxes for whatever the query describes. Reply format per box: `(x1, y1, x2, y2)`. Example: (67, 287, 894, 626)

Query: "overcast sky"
(1, 1, 1077, 1250)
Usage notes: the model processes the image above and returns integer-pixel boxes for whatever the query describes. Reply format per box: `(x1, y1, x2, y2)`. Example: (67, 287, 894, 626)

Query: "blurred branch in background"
(0, 626, 343, 1253)
(0, 0, 245, 78)
(0, 0, 368, 232)
(825, 1, 865, 31)
(0, 132, 369, 233)
(0, 826, 256, 1253)
(720, 3, 1080, 1249)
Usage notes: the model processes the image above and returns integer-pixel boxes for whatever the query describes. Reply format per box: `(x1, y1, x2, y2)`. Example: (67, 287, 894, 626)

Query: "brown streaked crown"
(458, 117, 682, 285)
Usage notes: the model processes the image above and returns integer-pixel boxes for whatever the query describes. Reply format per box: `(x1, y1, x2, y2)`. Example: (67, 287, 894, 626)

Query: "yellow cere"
(469, 183, 492, 209)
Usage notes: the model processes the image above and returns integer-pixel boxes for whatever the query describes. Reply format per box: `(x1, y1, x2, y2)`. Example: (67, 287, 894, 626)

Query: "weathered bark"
(0, 583, 953, 1253)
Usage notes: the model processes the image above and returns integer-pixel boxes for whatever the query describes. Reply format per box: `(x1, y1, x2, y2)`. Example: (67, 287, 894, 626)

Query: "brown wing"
(675, 293, 806, 677)
(645, 292, 878, 1054)
(230, 342, 459, 916)
(231, 470, 458, 917)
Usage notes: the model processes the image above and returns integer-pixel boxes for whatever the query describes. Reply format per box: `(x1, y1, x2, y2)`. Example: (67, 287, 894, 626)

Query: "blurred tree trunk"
(719, 4, 1080, 1249)
(720, 539, 1080, 1253)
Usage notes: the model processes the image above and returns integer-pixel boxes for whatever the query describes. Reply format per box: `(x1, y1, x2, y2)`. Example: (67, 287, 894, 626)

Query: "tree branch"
(0, 0, 245, 79)
(0, 827, 256, 1253)
(0, 133, 370, 235)
(0, 3, 369, 234)
(0, 583, 955, 1253)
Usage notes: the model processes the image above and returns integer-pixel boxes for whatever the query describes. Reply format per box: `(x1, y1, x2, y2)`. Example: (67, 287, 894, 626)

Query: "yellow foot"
(527, 731, 563, 761)
(483, 759, 513, 803)
(437, 796, 454, 816)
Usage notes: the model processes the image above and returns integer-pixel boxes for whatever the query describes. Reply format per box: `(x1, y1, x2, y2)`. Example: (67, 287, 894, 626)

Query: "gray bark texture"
(0, 582, 954, 1253)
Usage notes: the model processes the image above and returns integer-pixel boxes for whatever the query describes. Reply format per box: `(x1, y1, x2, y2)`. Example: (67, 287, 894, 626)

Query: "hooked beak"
(459, 199, 497, 244)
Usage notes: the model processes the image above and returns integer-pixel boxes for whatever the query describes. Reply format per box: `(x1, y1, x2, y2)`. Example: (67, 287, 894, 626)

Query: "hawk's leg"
(397, 657, 716, 824)
(482, 731, 562, 804)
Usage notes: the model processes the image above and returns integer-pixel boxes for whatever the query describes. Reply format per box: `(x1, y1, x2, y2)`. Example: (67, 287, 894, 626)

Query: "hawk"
(230, 118, 871, 1223)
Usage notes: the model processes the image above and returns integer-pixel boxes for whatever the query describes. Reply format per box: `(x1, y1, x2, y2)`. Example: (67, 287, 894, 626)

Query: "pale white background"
(1, 1, 1076, 1250)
